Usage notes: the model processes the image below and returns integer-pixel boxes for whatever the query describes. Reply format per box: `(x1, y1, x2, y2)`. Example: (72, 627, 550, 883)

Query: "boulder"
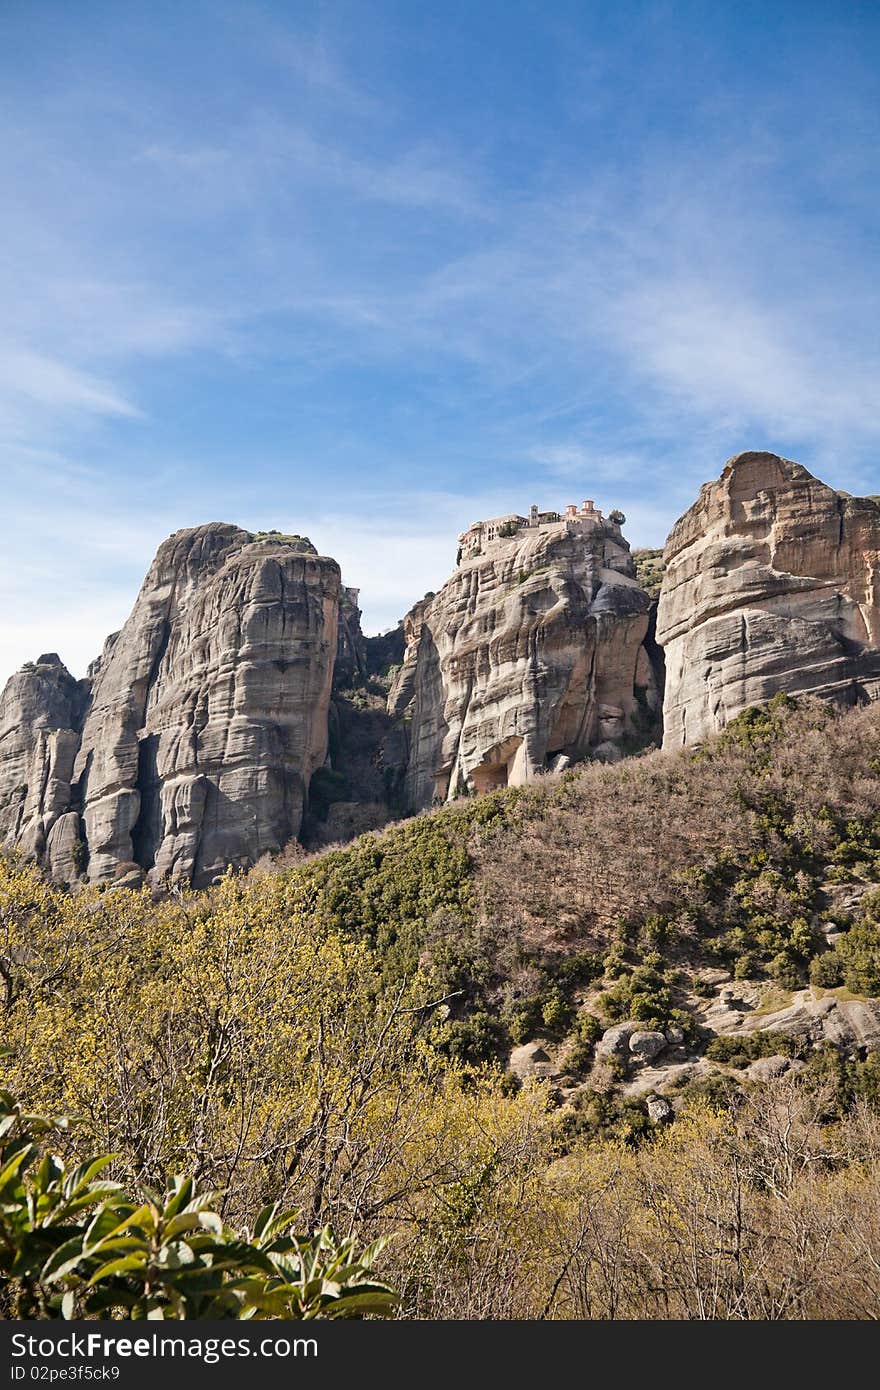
(628, 1029, 667, 1060)
(112, 861, 147, 890)
(821, 998, 880, 1053)
(595, 1021, 645, 1058)
(746, 1055, 794, 1082)
(646, 1095, 673, 1124)
(509, 1042, 555, 1080)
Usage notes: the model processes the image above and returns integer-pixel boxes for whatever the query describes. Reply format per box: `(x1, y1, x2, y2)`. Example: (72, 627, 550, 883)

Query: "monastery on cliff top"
(458, 499, 617, 559)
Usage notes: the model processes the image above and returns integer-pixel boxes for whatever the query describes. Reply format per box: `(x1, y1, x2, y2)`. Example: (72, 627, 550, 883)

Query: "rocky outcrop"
(740, 992, 880, 1055)
(334, 587, 367, 688)
(1, 526, 342, 887)
(657, 451, 880, 748)
(388, 515, 659, 810)
(0, 654, 89, 881)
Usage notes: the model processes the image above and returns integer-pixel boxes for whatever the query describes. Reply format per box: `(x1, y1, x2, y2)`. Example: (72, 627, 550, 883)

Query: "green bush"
(597, 968, 676, 1029)
(505, 998, 544, 1045)
(826, 925, 880, 995)
(705, 1032, 797, 1068)
(0, 1088, 395, 1321)
(540, 989, 574, 1032)
(562, 1013, 603, 1073)
(809, 951, 844, 988)
(429, 1011, 507, 1063)
(806, 893, 880, 995)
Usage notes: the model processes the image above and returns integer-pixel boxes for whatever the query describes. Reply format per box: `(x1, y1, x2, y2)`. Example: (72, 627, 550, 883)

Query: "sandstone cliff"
(657, 451, 880, 748)
(0, 654, 89, 882)
(1, 525, 341, 886)
(334, 586, 368, 688)
(388, 514, 659, 810)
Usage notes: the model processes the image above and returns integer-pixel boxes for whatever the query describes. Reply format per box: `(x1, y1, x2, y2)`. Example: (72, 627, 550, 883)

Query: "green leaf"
(34, 1153, 63, 1193)
(162, 1212, 204, 1240)
(41, 1236, 89, 1284)
(62, 1155, 118, 1200)
(162, 1177, 194, 1220)
(0, 1144, 34, 1194)
(58, 1184, 125, 1218)
(83, 1204, 135, 1248)
(159, 1239, 196, 1268)
(84, 1204, 154, 1253)
(87, 1252, 149, 1284)
(322, 1288, 396, 1316)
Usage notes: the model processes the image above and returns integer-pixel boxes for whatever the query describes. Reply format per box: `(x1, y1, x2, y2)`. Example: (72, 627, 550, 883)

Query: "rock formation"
(0, 525, 341, 887)
(2, 505, 662, 875)
(388, 506, 659, 810)
(0, 655, 89, 882)
(657, 452, 880, 748)
(334, 586, 368, 688)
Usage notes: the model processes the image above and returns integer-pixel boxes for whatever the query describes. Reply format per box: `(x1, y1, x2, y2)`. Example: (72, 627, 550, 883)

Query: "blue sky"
(1, 0, 879, 687)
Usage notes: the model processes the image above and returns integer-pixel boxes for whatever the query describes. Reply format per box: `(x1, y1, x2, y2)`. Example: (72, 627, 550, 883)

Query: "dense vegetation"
(4, 695, 880, 1317)
(0, 1086, 393, 1320)
(263, 696, 880, 1075)
(632, 546, 666, 598)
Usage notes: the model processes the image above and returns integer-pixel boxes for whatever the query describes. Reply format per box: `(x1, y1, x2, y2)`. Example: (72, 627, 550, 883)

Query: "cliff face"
(1, 525, 341, 887)
(334, 586, 368, 688)
(0, 654, 90, 882)
(388, 518, 659, 810)
(657, 452, 880, 748)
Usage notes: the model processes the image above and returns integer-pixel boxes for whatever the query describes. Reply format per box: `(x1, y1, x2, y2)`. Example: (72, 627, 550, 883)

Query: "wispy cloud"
(230, 2, 384, 118)
(1, 1, 878, 689)
(141, 117, 487, 220)
(0, 348, 140, 424)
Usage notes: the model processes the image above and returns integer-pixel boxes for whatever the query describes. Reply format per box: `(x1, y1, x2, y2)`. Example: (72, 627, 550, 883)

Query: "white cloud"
(604, 277, 880, 443)
(1, 12, 878, 696)
(0, 348, 140, 423)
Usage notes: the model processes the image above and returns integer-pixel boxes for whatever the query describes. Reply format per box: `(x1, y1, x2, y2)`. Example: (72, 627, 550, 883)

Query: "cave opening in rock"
(471, 761, 509, 793)
(470, 735, 524, 793)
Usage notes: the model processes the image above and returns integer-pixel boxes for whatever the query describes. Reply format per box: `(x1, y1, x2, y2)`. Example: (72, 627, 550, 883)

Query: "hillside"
(6, 454, 880, 1317)
(5, 691, 880, 1317)
(263, 693, 880, 1119)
